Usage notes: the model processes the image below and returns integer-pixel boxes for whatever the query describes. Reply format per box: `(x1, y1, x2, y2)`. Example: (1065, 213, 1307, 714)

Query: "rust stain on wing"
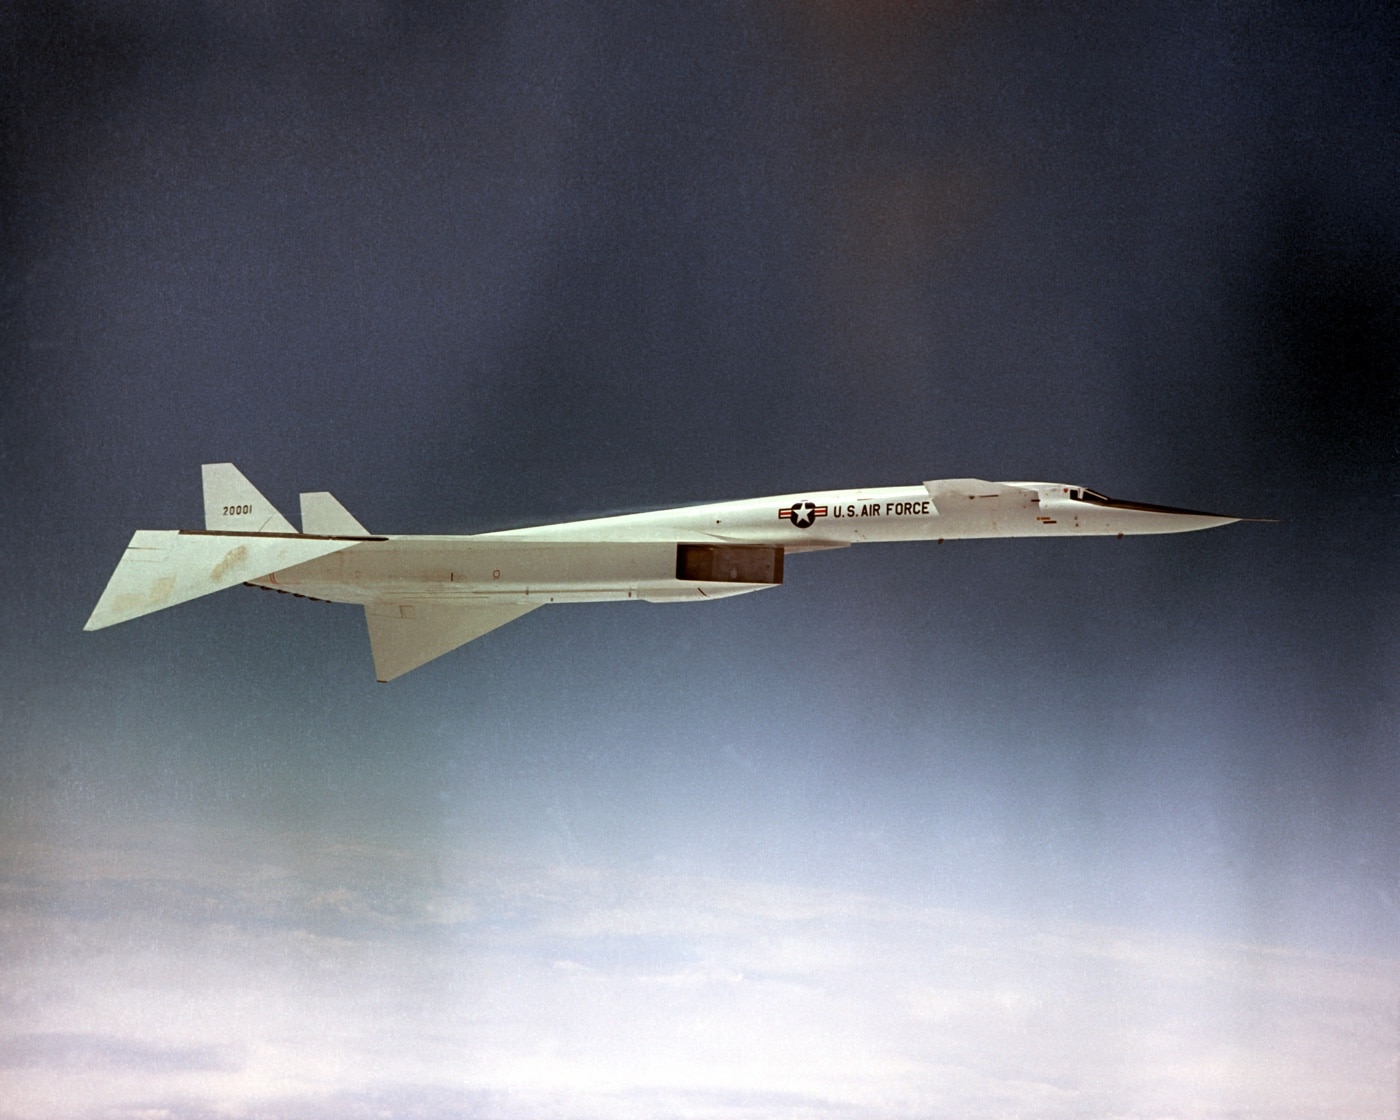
(210, 545, 249, 583)
(114, 575, 177, 613)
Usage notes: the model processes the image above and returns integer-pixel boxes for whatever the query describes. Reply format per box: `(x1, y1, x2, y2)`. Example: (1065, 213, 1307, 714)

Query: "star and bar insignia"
(778, 500, 827, 528)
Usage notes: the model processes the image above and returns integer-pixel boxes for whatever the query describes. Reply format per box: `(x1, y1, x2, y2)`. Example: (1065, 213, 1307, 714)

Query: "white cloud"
(1, 825, 1395, 1119)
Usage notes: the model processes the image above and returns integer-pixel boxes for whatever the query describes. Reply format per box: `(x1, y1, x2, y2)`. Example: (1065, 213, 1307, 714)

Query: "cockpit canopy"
(1000, 482, 1114, 503)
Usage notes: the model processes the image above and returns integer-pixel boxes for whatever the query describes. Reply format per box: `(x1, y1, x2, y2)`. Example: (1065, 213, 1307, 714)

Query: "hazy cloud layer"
(2, 830, 1394, 1119)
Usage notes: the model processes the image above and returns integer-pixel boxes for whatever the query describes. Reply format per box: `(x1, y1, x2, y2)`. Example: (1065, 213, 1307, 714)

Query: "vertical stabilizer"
(300, 492, 370, 537)
(202, 463, 297, 534)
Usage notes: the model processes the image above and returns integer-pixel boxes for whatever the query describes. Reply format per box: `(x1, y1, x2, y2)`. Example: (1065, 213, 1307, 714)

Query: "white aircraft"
(85, 464, 1253, 681)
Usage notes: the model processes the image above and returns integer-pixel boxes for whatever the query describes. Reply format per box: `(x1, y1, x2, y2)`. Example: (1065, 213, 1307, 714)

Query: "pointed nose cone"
(1094, 496, 1266, 534)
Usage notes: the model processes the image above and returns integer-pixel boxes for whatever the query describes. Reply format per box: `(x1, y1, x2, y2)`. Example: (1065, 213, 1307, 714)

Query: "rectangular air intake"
(675, 544, 784, 584)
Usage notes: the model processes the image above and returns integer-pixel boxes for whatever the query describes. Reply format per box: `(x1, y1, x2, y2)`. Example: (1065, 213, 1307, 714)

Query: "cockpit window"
(1074, 488, 1109, 502)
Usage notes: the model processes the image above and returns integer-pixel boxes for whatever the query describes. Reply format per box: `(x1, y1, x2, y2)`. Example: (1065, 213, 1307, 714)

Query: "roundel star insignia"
(778, 500, 828, 528)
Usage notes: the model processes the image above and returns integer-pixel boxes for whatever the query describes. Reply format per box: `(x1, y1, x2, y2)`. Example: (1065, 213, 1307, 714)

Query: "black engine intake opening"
(676, 544, 784, 584)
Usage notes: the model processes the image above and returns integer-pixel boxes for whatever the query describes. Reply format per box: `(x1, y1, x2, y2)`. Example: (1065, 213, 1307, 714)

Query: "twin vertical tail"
(299, 491, 370, 537)
(84, 465, 365, 632)
(201, 462, 297, 533)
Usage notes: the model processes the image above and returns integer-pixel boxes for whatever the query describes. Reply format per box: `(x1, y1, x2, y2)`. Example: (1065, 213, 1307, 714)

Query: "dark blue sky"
(2, 3, 1397, 1116)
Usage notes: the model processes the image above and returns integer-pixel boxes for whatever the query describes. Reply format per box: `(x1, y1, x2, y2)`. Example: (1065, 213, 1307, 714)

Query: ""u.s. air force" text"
(832, 500, 930, 518)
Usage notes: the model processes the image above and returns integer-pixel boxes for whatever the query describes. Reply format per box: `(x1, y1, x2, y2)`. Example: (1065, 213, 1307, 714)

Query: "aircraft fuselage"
(249, 479, 1237, 608)
(86, 467, 1255, 680)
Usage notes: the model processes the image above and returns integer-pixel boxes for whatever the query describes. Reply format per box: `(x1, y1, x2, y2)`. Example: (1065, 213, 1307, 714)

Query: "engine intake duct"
(676, 544, 784, 584)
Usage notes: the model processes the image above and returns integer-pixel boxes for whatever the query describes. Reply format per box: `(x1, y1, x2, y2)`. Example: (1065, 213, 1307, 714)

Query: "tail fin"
(203, 463, 296, 534)
(300, 492, 370, 537)
(86, 463, 359, 631)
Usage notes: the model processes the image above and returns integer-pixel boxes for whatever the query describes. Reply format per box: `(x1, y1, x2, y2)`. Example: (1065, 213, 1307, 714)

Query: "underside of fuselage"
(247, 538, 786, 607)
